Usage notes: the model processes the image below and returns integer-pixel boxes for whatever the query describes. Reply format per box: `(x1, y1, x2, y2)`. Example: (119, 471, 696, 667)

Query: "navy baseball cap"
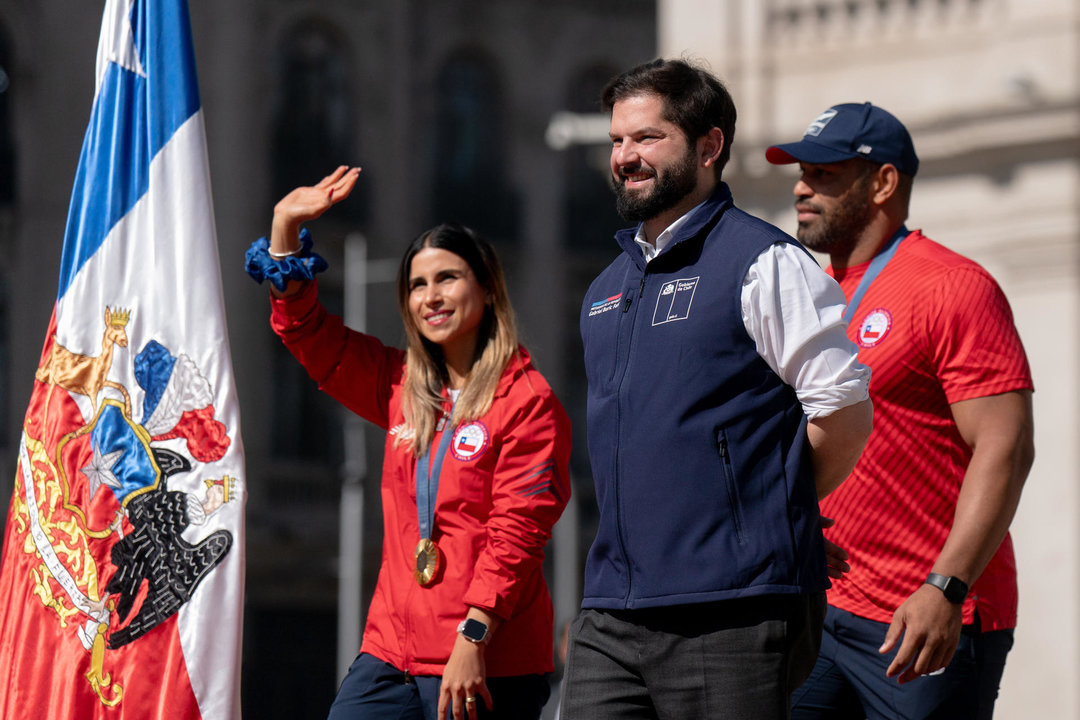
(766, 102, 919, 176)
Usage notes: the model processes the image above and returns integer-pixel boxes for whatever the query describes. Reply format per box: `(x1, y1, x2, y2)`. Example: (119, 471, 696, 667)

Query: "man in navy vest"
(560, 59, 874, 720)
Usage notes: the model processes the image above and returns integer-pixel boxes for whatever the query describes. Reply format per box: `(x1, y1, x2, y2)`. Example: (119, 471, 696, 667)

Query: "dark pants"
(559, 592, 826, 720)
(327, 652, 551, 720)
(790, 605, 1014, 720)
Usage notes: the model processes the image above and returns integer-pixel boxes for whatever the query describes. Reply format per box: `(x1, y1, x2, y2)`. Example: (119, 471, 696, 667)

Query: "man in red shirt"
(766, 103, 1035, 719)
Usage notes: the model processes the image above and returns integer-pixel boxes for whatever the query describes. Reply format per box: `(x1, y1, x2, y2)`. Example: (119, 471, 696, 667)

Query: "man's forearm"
(930, 391, 1034, 585)
(807, 398, 873, 499)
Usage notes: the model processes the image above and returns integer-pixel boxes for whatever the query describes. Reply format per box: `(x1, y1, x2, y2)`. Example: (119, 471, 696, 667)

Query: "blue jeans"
(790, 605, 1014, 720)
(327, 653, 550, 720)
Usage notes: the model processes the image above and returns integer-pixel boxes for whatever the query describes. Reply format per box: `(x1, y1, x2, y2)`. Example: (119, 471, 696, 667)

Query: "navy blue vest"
(579, 184, 827, 609)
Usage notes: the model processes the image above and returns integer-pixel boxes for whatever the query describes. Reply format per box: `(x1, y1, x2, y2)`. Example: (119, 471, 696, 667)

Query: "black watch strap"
(925, 572, 969, 604)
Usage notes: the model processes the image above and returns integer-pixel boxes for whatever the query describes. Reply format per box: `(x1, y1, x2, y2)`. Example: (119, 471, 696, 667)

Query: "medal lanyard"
(842, 226, 909, 324)
(415, 404, 456, 543)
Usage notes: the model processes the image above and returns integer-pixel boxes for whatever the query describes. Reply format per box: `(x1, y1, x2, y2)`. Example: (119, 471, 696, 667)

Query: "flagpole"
(339, 232, 398, 677)
(339, 232, 368, 676)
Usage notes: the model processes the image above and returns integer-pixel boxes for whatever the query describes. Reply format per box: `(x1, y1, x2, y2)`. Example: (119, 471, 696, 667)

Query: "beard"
(796, 177, 874, 255)
(611, 145, 699, 223)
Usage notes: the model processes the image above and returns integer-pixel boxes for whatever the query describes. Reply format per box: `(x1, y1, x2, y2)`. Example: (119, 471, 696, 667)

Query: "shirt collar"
(632, 199, 708, 262)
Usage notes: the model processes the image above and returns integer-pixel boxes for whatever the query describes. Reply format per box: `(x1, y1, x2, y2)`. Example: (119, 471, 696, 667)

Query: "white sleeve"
(741, 243, 870, 419)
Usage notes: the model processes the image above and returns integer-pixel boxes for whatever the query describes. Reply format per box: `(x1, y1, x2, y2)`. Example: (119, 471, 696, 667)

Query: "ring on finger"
(465, 697, 476, 703)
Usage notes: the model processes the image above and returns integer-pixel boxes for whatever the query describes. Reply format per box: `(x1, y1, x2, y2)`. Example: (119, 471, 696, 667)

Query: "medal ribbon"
(842, 226, 909, 324)
(415, 404, 456, 543)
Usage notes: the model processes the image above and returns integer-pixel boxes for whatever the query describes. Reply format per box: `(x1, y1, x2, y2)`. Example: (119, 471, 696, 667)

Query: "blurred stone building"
(3, 0, 1077, 717)
(659, 0, 1078, 717)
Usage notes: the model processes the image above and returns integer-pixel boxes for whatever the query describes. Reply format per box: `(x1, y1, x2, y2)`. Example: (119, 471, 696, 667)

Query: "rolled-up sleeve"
(741, 243, 870, 419)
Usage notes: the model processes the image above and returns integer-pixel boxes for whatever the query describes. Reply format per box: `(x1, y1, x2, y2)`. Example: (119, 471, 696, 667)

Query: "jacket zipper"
(613, 271, 648, 604)
(717, 435, 745, 544)
(622, 277, 645, 311)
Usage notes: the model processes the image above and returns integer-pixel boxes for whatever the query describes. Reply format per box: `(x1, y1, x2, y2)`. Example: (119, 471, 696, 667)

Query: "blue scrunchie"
(244, 228, 328, 292)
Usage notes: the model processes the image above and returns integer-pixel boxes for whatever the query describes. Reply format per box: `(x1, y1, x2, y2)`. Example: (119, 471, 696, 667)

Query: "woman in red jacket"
(246, 167, 571, 720)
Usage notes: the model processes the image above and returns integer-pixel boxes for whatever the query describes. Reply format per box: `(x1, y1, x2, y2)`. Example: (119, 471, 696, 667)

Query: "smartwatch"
(924, 572, 969, 604)
(457, 618, 490, 644)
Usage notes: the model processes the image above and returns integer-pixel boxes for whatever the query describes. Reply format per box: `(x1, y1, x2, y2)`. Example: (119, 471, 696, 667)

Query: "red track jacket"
(271, 283, 571, 676)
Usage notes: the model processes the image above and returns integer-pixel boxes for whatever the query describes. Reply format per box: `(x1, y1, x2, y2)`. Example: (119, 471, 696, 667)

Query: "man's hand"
(879, 584, 963, 683)
(820, 516, 850, 579)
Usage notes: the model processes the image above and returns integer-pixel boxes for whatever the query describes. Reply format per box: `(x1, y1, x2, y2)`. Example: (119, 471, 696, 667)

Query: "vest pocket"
(606, 293, 632, 384)
(717, 432, 745, 544)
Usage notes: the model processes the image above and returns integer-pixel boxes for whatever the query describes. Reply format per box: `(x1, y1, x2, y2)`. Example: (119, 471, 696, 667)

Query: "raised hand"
(270, 165, 361, 255)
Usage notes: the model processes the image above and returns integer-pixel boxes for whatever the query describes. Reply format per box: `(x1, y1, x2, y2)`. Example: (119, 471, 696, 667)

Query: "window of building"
(561, 64, 622, 252)
(430, 50, 519, 244)
(558, 63, 623, 526)
(0, 27, 11, 209)
(271, 19, 357, 210)
(269, 19, 354, 469)
(0, 26, 14, 446)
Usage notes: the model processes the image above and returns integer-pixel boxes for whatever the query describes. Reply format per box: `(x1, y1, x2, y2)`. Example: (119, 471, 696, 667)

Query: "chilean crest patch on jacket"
(451, 421, 490, 461)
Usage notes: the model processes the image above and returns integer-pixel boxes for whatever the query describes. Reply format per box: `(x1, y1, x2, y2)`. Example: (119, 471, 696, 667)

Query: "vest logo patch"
(588, 293, 623, 317)
(652, 277, 700, 326)
(451, 421, 489, 462)
(857, 308, 893, 348)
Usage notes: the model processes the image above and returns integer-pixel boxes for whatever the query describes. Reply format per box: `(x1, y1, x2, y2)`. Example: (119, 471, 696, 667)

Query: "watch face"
(927, 573, 969, 604)
(462, 618, 488, 642)
(944, 578, 969, 604)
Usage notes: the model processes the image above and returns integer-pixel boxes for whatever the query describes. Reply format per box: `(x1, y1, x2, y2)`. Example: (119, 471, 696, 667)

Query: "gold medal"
(414, 537, 441, 585)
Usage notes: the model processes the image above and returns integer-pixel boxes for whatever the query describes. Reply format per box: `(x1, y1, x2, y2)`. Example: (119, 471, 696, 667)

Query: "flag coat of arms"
(0, 1, 246, 717)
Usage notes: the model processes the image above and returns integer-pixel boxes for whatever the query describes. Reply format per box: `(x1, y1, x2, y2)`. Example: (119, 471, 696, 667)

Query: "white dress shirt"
(632, 207, 869, 420)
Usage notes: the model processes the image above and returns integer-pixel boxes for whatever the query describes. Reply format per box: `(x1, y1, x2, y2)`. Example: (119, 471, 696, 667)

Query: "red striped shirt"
(822, 230, 1033, 630)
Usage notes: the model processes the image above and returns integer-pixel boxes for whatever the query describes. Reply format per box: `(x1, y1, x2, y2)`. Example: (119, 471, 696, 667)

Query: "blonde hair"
(395, 223, 520, 456)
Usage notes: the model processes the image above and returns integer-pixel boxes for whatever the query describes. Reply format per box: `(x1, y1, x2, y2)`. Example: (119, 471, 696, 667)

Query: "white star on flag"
(81, 440, 124, 500)
(95, 0, 145, 95)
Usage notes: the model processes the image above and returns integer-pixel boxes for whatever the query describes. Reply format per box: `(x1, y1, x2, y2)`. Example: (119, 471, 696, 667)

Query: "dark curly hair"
(602, 58, 737, 176)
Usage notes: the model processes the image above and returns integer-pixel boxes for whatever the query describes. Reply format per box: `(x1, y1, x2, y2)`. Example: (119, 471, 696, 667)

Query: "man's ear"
(872, 163, 901, 205)
(699, 127, 725, 168)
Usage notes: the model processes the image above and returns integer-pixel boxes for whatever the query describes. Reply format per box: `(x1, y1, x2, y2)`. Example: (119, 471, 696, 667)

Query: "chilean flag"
(0, 1, 246, 718)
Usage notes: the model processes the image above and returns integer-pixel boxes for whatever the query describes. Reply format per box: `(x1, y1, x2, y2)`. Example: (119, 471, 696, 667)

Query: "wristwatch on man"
(924, 572, 969, 604)
(457, 618, 490, 644)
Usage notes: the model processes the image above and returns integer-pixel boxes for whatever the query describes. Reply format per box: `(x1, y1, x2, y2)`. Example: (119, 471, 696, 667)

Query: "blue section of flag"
(91, 404, 159, 503)
(55, 0, 201, 302)
(134, 339, 177, 420)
